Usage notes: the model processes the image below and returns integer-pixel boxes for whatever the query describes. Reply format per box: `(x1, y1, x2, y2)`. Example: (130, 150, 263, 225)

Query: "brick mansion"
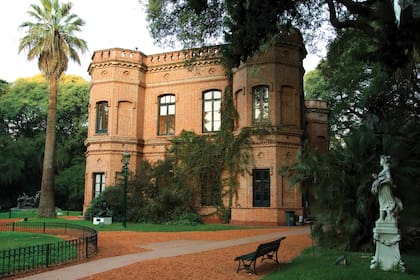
(83, 32, 328, 225)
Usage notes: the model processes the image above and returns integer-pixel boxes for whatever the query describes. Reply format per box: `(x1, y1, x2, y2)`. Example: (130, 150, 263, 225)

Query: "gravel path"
(15, 226, 311, 280)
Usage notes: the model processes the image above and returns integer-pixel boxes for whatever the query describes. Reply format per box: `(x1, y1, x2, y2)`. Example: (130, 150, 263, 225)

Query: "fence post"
(43, 222, 46, 234)
(85, 237, 89, 258)
(12, 222, 15, 232)
(45, 244, 50, 267)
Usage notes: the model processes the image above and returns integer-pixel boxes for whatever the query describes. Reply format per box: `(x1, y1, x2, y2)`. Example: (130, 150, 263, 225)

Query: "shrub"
(171, 212, 202, 225)
(84, 187, 120, 220)
(85, 158, 201, 224)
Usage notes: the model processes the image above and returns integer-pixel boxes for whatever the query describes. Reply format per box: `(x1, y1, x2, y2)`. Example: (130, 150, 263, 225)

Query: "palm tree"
(18, 0, 88, 218)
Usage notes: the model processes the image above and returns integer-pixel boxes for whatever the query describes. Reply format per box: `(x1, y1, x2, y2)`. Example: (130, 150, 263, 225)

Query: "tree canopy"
(299, 21, 419, 250)
(146, 0, 419, 70)
(0, 75, 89, 210)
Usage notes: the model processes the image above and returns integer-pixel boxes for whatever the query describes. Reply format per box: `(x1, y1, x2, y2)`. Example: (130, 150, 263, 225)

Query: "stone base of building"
(370, 221, 405, 272)
(197, 206, 224, 224)
(230, 207, 303, 226)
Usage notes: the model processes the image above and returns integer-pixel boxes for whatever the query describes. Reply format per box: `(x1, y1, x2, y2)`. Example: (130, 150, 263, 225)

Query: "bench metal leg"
(261, 252, 279, 264)
(236, 259, 257, 274)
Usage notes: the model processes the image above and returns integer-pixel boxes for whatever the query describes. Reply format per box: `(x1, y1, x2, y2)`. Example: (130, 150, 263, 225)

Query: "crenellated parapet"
(88, 46, 223, 75)
(146, 46, 222, 69)
(88, 48, 147, 73)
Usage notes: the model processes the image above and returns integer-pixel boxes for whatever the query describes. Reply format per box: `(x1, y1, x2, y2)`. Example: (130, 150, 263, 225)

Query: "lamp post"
(121, 151, 130, 229)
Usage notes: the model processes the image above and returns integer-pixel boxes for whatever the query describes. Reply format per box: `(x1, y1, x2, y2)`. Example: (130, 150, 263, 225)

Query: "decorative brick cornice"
(85, 136, 142, 147)
(89, 46, 223, 75)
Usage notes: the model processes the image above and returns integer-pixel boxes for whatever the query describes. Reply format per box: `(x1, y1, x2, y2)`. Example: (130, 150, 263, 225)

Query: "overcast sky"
(0, 0, 321, 82)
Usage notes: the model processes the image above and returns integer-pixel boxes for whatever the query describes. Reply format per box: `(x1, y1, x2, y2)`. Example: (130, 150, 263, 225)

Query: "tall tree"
(18, 0, 87, 217)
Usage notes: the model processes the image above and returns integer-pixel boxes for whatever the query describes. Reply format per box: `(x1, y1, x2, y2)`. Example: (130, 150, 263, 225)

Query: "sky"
(0, 0, 322, 82)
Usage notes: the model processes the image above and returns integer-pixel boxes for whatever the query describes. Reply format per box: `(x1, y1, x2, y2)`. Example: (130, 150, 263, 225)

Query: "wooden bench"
(234, 236, 286, 274)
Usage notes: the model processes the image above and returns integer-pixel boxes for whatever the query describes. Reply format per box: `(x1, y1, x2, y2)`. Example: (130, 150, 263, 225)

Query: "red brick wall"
(84, 37, 327, 225)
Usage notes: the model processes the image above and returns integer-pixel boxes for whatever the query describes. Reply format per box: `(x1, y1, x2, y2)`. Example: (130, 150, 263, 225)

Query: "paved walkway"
(19, 226, 309, 280)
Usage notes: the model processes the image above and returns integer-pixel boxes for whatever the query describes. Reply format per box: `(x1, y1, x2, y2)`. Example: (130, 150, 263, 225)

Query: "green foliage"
(284, 119, 420, 250)
(305, 30, 394, 139)
(0, 80, 8, 96)
(169, 130, 223, 206)
(83, 190, 113, 220)
(171, 212, 202, 225)
(146, 0, 322, 68)
(85, 159, 198, 224)
(55, 159, 85, 210)
(0, 75, 88, 209)
(147, 0, 225, 49)
(18, 0, 88, 79)
(216, 86, 252, 209)
(284, 125, 377, 250)
(147, 1, 419, 71)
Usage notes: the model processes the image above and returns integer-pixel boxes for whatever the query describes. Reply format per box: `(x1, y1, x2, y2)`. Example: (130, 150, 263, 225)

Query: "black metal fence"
(0, 221, 97, 277)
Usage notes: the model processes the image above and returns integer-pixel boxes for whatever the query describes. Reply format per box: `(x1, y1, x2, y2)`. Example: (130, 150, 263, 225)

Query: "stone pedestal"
(93, 217, 112, 225)
(370, 221, 405, 272)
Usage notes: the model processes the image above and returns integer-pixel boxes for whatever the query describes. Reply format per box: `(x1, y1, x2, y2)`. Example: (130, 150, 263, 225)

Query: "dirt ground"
(81, 228, 312, 280)
(1, 219, 312, 279)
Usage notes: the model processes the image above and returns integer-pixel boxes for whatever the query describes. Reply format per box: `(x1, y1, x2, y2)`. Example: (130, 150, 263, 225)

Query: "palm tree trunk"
(38, 77, 58, 218)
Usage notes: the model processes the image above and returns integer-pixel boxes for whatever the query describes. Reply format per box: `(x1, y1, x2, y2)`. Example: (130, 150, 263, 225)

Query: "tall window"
(96, 101, 108, 133)
(253, 86, 269, 123)
(158, 94, 175, 135)
(93, 173, 105, 198)
(203, 90, 221, 132)
(253, 169, 270, 207)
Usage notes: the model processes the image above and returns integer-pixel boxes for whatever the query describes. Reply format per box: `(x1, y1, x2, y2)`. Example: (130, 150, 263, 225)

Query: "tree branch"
(326, 0, 376, 35)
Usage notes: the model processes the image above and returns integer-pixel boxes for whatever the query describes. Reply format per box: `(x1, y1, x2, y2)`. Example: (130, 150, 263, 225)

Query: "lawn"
(0, 232, 63, 250)
(1, 209, 253, 232)
(0, 231, 79, 276)
(0, 209, 82, 219)
(263, 247, 420, 280)
(20, 217, 253, 232)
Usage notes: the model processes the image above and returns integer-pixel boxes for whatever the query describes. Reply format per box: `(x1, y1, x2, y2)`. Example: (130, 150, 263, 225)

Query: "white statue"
(370, 155, 405, 272)
(371, 155, 402, 223)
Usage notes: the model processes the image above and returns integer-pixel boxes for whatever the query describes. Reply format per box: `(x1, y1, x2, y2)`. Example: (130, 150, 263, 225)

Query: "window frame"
(202, 89, 222, 133)
(158, 94, 176, 136)
(93, 172, 105, 198)
(96, 101, 109, 133)
(252, 169, 270, 207)
(252, 85, 270, 124)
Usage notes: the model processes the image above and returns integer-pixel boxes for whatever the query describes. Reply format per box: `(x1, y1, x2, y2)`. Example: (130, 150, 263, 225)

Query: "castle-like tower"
(84, 33, 328, 225)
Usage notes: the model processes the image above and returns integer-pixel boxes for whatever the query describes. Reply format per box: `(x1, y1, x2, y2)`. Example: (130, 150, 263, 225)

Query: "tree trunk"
(38, 77, 58, 218)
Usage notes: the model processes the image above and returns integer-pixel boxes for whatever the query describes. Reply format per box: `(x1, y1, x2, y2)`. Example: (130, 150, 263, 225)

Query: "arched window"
(253, 86, 269, 123)
(202, 90, 221, 132)
(96, 101, 108, 133)
(158, 94, 175, 135)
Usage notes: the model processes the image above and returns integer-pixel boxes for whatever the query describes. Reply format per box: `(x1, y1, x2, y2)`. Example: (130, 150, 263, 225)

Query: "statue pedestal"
(370, 221, 405, 272)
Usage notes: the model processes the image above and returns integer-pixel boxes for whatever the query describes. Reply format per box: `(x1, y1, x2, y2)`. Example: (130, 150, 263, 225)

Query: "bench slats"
(234, 236, 286, 274)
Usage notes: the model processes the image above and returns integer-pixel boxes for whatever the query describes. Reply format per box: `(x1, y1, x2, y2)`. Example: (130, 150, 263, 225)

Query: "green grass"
(21, 217, 256, 232)
(263, 247, 420, 280)
(0, 209, 82, 219)
(2, 210, 254, 232)
(0, 232, 78, 275)
(0, 232, 63, 250)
